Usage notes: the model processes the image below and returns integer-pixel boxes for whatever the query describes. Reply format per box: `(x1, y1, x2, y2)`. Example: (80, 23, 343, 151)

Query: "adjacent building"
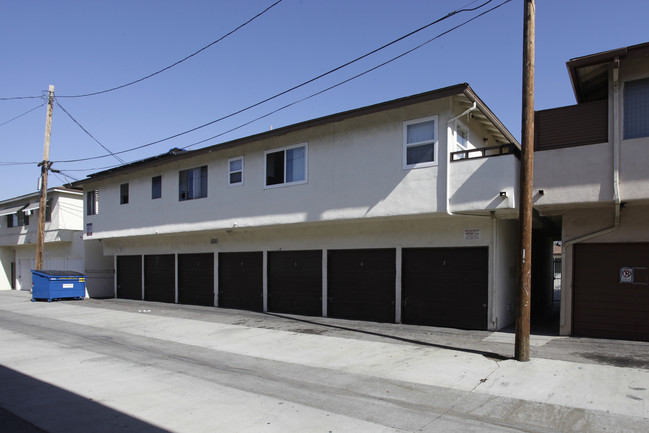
(73, 83, 523, 331)
(0, 188, 83, 291)
(535, 41, 649, 341)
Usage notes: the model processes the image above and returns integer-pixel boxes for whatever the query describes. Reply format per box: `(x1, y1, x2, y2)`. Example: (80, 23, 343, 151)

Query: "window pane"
(266, 151, 285, 185)
(406, 143, 434, 165)
(120, 183, 129, 205)
(286, 146, 305, 183)
(230, 172, 242, 184)
(152, 176, 161, 199)
(407, 120, 435, 144)
(229, 159, 242, 172)
(624, 77, 649, 139)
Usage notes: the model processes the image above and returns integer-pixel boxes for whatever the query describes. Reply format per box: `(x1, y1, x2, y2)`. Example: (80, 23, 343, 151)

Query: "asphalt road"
(1, 291, 647, 432)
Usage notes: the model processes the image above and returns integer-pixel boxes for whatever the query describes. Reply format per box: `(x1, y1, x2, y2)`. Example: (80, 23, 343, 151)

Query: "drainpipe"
(561, 57, 622, 330)
(446, 101, 478, 215)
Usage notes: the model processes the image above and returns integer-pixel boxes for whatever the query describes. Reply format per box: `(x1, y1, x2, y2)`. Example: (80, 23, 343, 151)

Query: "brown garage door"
(573, 243, 649, 341)
(144, 254, 175, 303)
(218, 252, 263, 312)
(268, 250, 322, 316)
(178, 253, 214, 306)
(402, 247, 488, 330)
(116, 255, 142, 300)
(327, 249, 396, 323)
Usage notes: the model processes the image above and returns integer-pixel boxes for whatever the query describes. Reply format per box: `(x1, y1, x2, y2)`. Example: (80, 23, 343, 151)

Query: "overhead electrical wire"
(183, 0, 514, 150)
(0, 0, 510, 167)
(0, 1, 283, 102)
(0, 103, 46, 127)
(47, 0, 503, 165)
(55, 100, 126, 164)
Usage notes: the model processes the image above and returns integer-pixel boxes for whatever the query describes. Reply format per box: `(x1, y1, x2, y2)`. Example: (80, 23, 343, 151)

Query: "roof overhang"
(567, 41, 649, 103)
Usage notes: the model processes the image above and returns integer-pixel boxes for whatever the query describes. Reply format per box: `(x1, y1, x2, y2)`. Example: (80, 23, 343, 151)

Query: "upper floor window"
(228, 157, 244, 186)
(179, 166, 208, 201)
(403, 116, 438, 168)
(120, 183, 129, 205)
(152, 175, 162, 199)
(6, 211, 28, 228)
(265, 143, 307, 187)
(86, 190, 98, 215)
(624, 77, 649, 139)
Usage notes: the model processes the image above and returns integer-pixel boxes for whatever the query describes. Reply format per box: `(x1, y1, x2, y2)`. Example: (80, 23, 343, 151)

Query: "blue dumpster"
(31, 270, 86, 302)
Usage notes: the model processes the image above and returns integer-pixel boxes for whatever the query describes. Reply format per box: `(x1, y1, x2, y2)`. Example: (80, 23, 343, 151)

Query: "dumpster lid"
(32, 270, 86, 277)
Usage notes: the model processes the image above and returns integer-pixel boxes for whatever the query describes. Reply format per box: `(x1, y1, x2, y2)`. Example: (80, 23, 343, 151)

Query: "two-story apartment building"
(73, 83, 523, 331)
(535, 42, 649, 341)
(0, 188, 84, 291)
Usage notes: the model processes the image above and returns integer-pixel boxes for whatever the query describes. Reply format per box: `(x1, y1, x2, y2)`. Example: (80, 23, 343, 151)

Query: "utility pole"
(35, 85, 55, 271)
(515, 0, 535, 362)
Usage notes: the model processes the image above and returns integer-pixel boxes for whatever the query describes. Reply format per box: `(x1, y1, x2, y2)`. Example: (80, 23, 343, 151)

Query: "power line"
(182, 0, 513, 148)
(0, 103, 46, 127)
(49, 0, 502, 164)
(55, 100, 126, 164)
(57, 0, 284, 99)
(1, 0, 509, 167)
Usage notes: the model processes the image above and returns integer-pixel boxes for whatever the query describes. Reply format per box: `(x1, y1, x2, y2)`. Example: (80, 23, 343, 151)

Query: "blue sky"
(1, 0, 647, 201)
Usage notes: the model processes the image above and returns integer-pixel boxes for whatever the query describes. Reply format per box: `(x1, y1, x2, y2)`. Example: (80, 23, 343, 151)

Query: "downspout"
(446, 101, 478, 215)
(561, 57, 622, 330)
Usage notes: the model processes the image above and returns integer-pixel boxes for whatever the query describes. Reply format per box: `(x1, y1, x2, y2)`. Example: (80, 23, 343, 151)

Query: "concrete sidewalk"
(1, 290, 648, 432)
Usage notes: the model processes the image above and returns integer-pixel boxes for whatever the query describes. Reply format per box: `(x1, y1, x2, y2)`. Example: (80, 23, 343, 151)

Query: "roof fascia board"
(462, 86, 520, 147)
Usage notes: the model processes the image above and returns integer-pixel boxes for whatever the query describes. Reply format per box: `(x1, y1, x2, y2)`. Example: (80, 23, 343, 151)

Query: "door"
(218, 252, 263, 312)
(268, 250, 322, 316)
(116, 255, 142, 300)
(178, 253, 214, 306)
(144, 254, 175, 303)
(327, 249, 396, 323)
(573, 243, 649, 341)
(401, 247, 488, 330)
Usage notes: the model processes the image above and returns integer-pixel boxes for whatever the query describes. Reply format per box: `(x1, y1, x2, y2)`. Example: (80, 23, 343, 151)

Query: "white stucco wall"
(83, 98, 515, 240)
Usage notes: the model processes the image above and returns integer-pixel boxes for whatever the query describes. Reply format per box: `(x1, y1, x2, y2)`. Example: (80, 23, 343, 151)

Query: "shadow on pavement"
(0, 364, 170, 433)
(265, 312, 511, 361)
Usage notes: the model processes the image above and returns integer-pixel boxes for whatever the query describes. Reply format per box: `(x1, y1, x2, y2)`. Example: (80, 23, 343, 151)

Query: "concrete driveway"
(0, 291, 647, 432)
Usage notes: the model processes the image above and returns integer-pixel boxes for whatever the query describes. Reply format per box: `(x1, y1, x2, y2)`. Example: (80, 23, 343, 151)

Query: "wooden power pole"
(515, 0, 535, 362)
(35, 85, 55, 271)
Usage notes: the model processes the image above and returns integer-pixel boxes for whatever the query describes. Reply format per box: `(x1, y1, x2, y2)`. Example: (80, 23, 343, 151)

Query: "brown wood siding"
(116, 255, 142, 300)
(218, 252, 263, 312)
(327, 249, 396, 323)
(178, 253, 214, 307)
(535, 100, 608, 151)
(268, 250, 322, 317)
(573, 243, 649, 341)
(144, 254, 175, 303)
(401, 247, 488, 330)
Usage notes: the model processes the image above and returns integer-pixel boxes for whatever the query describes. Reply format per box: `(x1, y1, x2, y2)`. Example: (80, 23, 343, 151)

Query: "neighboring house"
(534, 42, 649, 341)
(0, 188, 83, 291)
(73, 83, 524, 331)
(0, 187, 113, 297)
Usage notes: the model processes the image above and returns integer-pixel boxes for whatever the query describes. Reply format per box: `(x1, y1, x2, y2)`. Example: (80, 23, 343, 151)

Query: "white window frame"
(228, 156, 244, 186)
(264, 142, 308, 189)
(403, 115, 438, 169)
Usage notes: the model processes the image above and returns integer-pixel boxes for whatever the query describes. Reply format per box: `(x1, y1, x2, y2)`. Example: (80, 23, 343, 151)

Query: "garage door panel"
(573, 243, 649, 341)
(219, 252, 263, 312)
(268, 250, 322, 316)
(327, 249, 395, 323)
(178, 253, 214, 307)
(144, 254, 175, 303)
(116, 255, 142, 300)
(402, 247, 488, 330)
